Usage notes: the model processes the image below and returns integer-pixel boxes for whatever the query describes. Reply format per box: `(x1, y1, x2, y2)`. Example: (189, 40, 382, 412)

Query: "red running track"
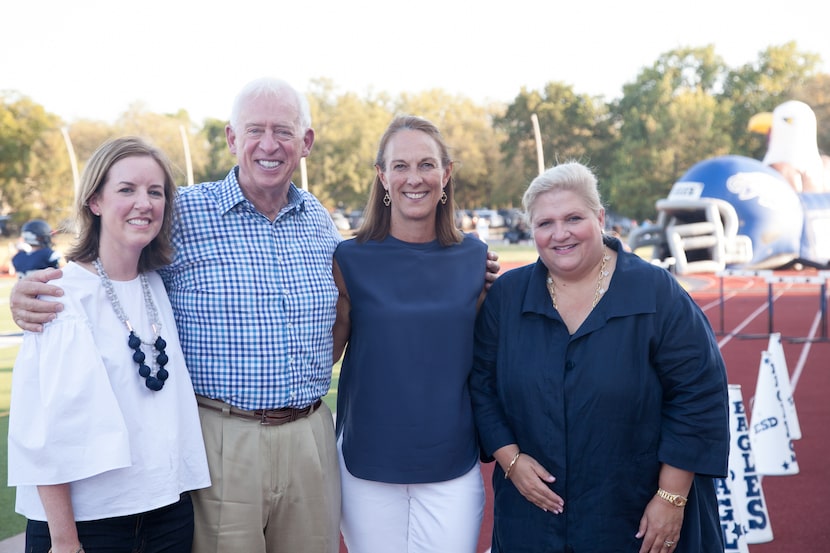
(341, 269, 830, 553)
(681, 270, 830, 552)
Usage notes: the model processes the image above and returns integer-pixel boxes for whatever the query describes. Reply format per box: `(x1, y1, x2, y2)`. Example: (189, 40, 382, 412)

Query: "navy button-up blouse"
(471, 239, 729, 552)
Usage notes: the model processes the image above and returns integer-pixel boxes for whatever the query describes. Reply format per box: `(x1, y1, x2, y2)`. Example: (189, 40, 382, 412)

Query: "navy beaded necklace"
(94, 259, 169, 391)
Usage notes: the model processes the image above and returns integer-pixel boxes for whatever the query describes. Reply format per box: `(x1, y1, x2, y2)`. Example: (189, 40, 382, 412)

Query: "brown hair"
(65, 136, 177, 271)
(357, 115, 462, 246)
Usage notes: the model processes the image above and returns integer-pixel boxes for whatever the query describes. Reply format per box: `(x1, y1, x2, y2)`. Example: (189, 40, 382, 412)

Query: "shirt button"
(565, 360, 575, 371)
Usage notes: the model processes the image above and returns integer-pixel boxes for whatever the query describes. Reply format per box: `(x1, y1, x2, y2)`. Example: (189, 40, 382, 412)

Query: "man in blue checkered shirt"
(163, 78, 343, 553)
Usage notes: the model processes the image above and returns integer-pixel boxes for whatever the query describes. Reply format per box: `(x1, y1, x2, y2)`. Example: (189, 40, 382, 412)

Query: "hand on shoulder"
(485, 250, 501, 289)
(10, 267, 65, 332)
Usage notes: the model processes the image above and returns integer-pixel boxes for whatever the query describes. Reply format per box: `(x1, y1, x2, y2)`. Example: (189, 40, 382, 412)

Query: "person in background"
(332, 115, 487, 553)
(470, 161, 729, 553)
(609, 223, 632, 252)
(7, 136, 210, 553)
(10, 78, 503, 553)
(12, 219, 61, 277)
(475, 212, 490, 242)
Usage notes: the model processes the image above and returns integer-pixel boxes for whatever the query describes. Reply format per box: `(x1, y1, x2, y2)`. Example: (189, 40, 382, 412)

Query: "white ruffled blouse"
(7, 262, 210, 521)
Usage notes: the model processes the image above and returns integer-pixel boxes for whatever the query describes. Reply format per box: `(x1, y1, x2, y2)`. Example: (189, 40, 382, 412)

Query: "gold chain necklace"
(546, 249, 610, 311)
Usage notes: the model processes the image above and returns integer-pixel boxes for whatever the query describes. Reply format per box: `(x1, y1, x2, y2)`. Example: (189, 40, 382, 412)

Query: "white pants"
(338, 440, 484, 553)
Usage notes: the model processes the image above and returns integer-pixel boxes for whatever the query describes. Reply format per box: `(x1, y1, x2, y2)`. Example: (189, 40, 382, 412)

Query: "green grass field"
(0, 243, 538, 541)
(0, 276, 26, 539)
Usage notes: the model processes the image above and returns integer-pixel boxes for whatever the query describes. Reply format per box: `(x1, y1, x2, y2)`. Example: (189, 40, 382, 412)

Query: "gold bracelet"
(504, 451, 521, 480)
(656, 487, 688, 507)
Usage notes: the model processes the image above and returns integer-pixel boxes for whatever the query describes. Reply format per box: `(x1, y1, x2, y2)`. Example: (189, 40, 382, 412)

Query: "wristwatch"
(656, 488, 688, 507)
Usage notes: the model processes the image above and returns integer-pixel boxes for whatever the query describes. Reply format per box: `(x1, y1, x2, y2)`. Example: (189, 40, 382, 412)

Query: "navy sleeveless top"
(334, 234, 487, 483)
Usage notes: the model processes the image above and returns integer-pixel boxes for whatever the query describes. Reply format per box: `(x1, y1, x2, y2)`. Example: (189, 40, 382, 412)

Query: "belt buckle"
(258, 408, 294, 426)
(259, 410, 282, 426)
(257, 402, 316, 426)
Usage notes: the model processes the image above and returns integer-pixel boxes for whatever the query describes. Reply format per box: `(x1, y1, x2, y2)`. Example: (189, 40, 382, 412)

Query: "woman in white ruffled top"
(7, 137, 210, 553)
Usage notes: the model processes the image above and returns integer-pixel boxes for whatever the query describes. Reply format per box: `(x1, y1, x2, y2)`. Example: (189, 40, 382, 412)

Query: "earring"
(383, 192, 391, 207)
(440, 190, 448, 205)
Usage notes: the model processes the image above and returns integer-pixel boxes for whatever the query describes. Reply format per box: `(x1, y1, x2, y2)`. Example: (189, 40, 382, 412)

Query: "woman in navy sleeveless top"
(333, 116, 488, 553)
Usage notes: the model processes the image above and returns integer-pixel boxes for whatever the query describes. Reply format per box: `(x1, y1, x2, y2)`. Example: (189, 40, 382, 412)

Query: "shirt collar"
(522, 237, 655, 322)
(213, 166, 307, 218)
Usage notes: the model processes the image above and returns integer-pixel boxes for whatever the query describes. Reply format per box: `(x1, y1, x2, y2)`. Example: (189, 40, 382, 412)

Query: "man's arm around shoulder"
(10, 267, 65, 332)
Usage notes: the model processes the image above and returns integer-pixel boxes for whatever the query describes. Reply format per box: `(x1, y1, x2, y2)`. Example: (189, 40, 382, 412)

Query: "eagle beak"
(748, 112, 773, 134)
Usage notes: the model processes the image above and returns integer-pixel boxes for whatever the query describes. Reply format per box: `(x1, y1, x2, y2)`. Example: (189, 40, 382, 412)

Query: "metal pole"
(531, 114, 544, 175)
(719, 274, 725, 335)
(179, 125, 194, 187)
(300, 157, 308, 191)
(60, 127, 80, 202)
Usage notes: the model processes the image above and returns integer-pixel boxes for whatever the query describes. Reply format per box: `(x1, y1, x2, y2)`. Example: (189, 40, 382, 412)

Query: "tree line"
(1, 42, 827, 234)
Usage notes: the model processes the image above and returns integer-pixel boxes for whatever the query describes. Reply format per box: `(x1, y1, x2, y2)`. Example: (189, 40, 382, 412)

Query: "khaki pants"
(191, 399, 340, 553)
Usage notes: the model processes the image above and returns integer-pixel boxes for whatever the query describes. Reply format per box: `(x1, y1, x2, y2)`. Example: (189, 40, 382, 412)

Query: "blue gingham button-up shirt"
(160, 167, 342, 410)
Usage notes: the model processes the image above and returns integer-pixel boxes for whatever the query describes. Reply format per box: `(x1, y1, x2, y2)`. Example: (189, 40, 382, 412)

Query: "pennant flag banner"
(750, 352, 799, 476)
(716, 475, 750, 552)
(766, 332, 801, 440)
(723, 384, 774, 545)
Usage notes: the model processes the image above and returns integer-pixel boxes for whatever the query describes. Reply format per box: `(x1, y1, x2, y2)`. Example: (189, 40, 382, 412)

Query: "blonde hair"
(522, 161, 603, 223)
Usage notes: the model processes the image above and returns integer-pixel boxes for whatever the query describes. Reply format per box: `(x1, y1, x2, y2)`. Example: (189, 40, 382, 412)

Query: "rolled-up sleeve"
(652, 273, 730, 478)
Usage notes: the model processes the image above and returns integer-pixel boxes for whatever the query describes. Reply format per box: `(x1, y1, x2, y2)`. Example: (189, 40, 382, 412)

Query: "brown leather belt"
(196, 395, 322, 426)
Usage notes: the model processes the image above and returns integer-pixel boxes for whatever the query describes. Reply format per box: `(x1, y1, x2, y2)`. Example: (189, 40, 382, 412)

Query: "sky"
(2, 0, 828, 125)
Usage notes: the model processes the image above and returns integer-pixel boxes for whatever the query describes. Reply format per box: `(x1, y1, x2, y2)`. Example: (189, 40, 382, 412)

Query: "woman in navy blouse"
(332, 116, 489, 552)
(470, 161, 729, 553)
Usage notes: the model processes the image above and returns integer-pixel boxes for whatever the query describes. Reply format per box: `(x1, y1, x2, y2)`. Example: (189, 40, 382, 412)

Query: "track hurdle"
(716, 269, 829, 342)
(716, 269, 773, 339)
(766, 271, 828, 343)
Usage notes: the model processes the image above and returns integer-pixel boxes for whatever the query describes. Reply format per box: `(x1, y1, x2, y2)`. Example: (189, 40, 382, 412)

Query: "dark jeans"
(25, 493, 193, 553)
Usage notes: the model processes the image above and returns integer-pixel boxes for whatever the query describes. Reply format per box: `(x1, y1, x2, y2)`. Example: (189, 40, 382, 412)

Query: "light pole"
(179, 125, 194, 187)
(61, 127, 80, 202)
(531, 113, 544, 175)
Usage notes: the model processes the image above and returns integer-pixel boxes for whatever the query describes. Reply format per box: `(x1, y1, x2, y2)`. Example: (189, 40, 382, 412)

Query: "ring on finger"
(664, 540, 676, 547)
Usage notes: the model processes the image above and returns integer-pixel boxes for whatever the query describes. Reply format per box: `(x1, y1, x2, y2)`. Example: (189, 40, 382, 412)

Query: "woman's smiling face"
(531, 188, 605, 278)
(377, 129, 451, 234)
(88, 155, 167, 258)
